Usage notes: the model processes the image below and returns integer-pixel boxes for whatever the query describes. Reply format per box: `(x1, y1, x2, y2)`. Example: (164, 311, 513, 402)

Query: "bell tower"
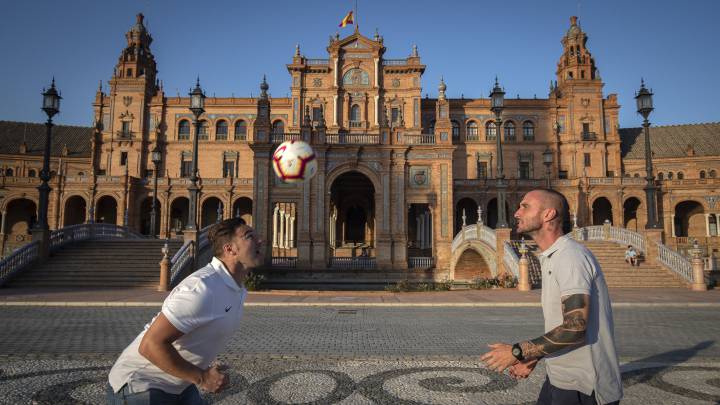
(551, 16, 620, 181)
(99, 13, 160, 178)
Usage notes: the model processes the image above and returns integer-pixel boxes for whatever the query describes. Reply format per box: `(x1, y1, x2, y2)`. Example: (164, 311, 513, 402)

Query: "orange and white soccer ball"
(272, 140, 318, 183)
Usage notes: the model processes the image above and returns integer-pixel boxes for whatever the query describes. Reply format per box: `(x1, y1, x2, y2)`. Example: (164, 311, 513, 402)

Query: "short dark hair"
(207, 217, 247, 257)
(535, 188, 572, 234)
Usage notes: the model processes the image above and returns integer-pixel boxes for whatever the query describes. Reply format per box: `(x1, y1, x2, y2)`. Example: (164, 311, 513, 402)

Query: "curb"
(1, 301, 719, 308)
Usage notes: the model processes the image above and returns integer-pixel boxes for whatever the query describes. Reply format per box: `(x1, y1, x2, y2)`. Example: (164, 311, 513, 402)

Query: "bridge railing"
(330, 257, 377, 269)
(503, 241, 520, 278)
(169, 225, 213, 287)
(1, 223, 145, 286)
(656, 242, 693, 283)
(451, 223, 497, 252)
(0, 241, 40, 286)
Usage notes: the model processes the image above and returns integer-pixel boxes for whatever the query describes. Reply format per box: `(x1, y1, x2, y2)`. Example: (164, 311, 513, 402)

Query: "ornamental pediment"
(342, 40, 369, 50)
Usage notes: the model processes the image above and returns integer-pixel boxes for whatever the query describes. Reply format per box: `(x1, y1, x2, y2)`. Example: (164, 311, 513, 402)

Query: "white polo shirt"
(109, 257, 247, 394)
(539, 235, 623, 404)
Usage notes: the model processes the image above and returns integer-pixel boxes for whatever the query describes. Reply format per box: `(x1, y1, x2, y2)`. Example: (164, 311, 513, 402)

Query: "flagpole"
(355, 0, 358, 31)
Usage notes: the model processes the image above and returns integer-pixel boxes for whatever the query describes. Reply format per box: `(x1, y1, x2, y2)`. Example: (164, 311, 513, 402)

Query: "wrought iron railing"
(325, 133, 380, 144)
(408, 257, 434, 269)
(330, 257, 376, 269)
(0, 241, 40, 286)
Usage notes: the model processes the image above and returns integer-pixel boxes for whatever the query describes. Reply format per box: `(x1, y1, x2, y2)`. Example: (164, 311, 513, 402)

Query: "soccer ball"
(272, 140, 318, 183)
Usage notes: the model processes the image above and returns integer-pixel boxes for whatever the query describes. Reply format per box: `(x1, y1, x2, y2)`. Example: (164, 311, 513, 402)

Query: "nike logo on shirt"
(225, 306, 232, 312)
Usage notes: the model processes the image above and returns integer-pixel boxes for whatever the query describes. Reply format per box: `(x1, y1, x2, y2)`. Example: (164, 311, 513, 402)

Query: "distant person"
(107, 218, 263, 404)
(624, 246, 638, 267)
(481, 189, 622, 405)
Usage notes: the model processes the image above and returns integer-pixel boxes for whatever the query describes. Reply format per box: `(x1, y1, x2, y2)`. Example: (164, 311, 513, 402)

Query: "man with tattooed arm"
(481, 189, 622, 404)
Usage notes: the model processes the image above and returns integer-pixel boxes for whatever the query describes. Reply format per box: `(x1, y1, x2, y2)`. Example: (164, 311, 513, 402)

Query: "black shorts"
(536, 377, 620, 405)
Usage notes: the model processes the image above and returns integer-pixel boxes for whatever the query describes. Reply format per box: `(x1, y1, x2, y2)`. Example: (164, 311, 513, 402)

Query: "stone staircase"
(7, 239, 184, 288)
(581, 241, 688, 288)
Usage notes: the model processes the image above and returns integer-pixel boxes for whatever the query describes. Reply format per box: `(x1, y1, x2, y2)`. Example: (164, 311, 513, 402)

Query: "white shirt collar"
(539, 235, 569, 259)
(210, 257, 243, 292)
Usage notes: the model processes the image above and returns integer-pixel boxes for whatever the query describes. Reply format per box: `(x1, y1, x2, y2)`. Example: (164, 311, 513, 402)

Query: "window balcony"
(582, 132, 598, 141)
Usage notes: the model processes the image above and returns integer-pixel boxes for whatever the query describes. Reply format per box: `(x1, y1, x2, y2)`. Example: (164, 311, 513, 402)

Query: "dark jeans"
(536, 377, 620, 405)
(106, 383, 205, 405)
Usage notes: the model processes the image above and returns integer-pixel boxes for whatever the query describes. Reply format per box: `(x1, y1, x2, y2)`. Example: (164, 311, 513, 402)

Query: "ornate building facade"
(1, 15, 719, 279)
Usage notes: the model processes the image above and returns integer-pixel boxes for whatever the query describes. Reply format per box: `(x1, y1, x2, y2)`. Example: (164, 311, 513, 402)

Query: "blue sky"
(1, 0, 718, 128)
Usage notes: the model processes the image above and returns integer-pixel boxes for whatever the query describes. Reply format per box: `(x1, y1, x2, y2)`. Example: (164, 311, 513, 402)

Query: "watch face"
(512, 347, 521, 356)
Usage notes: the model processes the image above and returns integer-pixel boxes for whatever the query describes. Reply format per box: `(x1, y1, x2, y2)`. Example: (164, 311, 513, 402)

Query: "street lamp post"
(490, 77, 508, 228)
(635, 79, 661, 229)
(543, 147, 553, 189)
(186, 78, 205, 268)
(35, 79, 61, 257)
(150, 145, 162, 238)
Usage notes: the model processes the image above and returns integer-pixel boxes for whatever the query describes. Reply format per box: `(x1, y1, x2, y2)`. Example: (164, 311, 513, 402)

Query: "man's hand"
(198, 364, 228, 393)
(508, 358, 538, 380)
(480, 343, 518, 373)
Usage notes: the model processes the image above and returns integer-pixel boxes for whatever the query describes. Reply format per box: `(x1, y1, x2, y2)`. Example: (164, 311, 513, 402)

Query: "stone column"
(278, 209, 285, 249)
(644, 228, 664, 266)
(333, 95, 338, 126)
(518, 249, 531, 291)
(272, 206, 278, 247)
(495, 228, 512, 276)
(690, 242, 708, 291)
(716, 214, 720, 236)
(671, 214, 676, 237)
(425, 211, 431, 250)
(705, 214, 711, 237)
(418, 215, 425, 249)
(416, 215, 421, 246)
(285, 212, 291, 248)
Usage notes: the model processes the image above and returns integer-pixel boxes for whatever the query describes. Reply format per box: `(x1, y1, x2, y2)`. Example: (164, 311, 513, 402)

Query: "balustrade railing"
(325, 133, 380, 144)
(404, 134, 436, 145)
(408, 256, 434, 269)
(382, 59, 407, 66)
(451, 224, 496, 251)
(656, 242, 693, 282)
(330, 257, 376, 269)
(169, 225, 213, 286)
(305, 59, 329, 65)
(0, 241, 39, 286)
(503, 241, 520, 278)
(272, 257, 298, 268)
(571, 225, 645, 252)
(271, 133, 302, 143)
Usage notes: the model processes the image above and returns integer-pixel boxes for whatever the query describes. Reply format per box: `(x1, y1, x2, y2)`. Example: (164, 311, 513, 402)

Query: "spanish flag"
(339, 11, 353, 28)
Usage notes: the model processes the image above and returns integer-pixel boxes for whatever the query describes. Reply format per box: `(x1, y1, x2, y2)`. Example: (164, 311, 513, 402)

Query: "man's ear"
(543, 207, 558, 223)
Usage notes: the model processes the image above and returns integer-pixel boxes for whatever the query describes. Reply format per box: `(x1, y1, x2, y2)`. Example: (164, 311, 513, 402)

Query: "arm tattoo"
(519, 294, 589, 360)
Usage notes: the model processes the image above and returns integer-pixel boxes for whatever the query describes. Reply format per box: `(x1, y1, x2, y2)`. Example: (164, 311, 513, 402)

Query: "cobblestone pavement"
(0, 307, 719, 404)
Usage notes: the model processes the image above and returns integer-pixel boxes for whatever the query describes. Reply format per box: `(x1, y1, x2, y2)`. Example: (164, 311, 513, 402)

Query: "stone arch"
(63, 195, 87, 226)
(450, 242, 498, 281)
(455, 197, 478, 235)
(201, 196, 224, 229)
(329, 171, 376, 248)
(169, 197, 189, 235)
(486, 198, 510, 229)
(623, 196, 642, 232)
(95, 195, 118, 224)
(673, 200, 705, 238)
(591, 196, 613, 225)
(2, 198, 37, 256)
(232, 197, 253, 226)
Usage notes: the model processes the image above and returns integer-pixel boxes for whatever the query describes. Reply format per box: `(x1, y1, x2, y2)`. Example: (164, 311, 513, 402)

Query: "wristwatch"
(511, 343, 524, 361)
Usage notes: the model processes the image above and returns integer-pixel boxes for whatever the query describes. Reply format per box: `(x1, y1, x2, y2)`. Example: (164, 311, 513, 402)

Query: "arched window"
(234, 120, 247, 140)
(215, 121, 228, 140)
(272, 120, 284, 134)
(657, 172, 664, 180)
(126, 68, 133, 77)
(522, 121, 535, 141)
(342, 69, 370, 86)
(700, 170, 706, 179)
(350, 104, 361, 124)
(504, 121, 516, 142)
(485, 121, 496, 141)
(452, 121, 460, 141)
(667, 172, 674, 180)
(633, 173, 640, 178)
(198, 120, 209, 140)
(28, 169, 36, 177)
(466, 121, 478, 140)
(178, 120, 190, 141)
(710, 170, 717, 178)
(677, 172, 684, 180)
